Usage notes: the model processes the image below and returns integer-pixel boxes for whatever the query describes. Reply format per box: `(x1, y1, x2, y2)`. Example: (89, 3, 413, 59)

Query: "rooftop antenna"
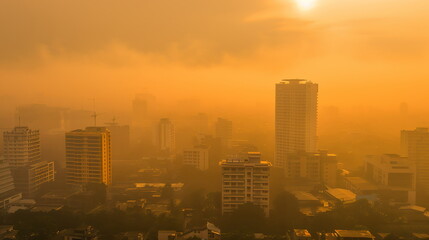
(16, 107, 22, 127)
(105, 117, 118, 126)
(91, 98, 98, 126)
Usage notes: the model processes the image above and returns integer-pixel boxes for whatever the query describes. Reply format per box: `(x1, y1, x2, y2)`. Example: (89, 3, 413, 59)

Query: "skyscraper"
(401, 128, 429, 203)
(65, 127, 112, 186)
(220, 152, 271, 216)
(275, 79, 318, 175)
(156, 118, 176, 155)
(3, 126, 55, 198)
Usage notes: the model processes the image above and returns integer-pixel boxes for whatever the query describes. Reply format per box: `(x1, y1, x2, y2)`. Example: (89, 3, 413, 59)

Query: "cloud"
(333, 18, 429, 61)
(0, 0, 319, 67)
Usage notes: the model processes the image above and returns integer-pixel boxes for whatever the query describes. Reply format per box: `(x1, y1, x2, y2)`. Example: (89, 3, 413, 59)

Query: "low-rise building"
(291, 229, 312, 240)
(183, 146, 209, 171)
(325, 188, 356, 204)
(366, 154, 416, 204)
(335, 230, 376, 240)
(181, 222, 221, 240)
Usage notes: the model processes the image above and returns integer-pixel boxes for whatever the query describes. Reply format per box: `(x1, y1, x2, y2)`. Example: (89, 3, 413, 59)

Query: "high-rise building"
(3, 127, 41, 167)
(400, 128, 429, 202)
(183, 146, 209, 171)
(0, 157, 22, 209)
(2, 126, 55, 198)
(220, 152, 271, 216)
(65, 127, 112, 186)
(156, 118, 176, 155)
(275, 79, 318, 174)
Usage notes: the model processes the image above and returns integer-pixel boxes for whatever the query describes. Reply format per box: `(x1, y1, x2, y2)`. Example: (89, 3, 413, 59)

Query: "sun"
(294, 0, 317, 11)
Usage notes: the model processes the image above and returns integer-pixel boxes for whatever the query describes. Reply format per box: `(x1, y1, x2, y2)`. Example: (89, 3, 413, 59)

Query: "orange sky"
(1, 0, 429, 116)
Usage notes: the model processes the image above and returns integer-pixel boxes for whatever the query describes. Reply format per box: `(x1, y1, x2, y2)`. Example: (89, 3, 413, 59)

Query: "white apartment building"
(275, 79, 318, 177)
(220, 152, 271, 216)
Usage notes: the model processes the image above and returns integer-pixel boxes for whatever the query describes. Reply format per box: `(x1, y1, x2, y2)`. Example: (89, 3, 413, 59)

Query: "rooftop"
(345, 177, 378, 191)
(326, 188, 356, 203)
(292, 191, 319, 201)
(294, 229, 311, 237)
(335, 230, 375, 239)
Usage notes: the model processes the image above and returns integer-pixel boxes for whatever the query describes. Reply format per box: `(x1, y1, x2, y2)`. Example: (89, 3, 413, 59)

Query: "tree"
(161, 183, 174, 199)
(221, 203, 266, 233)
(269, 191, 302, 234)
(186, 236, 202, 240)
(202, 192, 222, 222)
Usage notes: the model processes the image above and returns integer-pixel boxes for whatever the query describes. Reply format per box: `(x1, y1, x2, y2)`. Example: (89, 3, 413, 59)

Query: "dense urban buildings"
(220, 152, 271, 216)
(401, 128, 429, 203)
(65, 127, 112, 186)
(275, 79, 318, 177)
(2, 126, 54, 198)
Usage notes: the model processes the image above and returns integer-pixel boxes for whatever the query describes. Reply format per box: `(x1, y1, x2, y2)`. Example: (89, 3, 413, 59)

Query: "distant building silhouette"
(105, 120, 130, 160)
(156, 118, 176, 155)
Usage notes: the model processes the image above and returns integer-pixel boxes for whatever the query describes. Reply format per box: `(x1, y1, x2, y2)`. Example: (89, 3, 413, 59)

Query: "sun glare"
(295, 0, 317, 11)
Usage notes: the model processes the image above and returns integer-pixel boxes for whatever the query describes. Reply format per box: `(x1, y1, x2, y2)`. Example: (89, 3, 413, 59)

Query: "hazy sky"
(1, 0, 429, 115)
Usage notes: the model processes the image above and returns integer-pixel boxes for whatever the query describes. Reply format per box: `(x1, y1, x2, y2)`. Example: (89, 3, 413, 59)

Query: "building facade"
(65, 127, 112, 186)
(183, 146, 209, 171)
(2, 126, 54, 198)
(275, 79, 318, 176)
(3, 127, 41, 167)
(400, 128, 429, 203)
(366, 154, 416, 204)
(286, 150, 337, 187)
(220, 152, 271, 216)
(0, 158, 22, 209)
(156, 118, 176, 155)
